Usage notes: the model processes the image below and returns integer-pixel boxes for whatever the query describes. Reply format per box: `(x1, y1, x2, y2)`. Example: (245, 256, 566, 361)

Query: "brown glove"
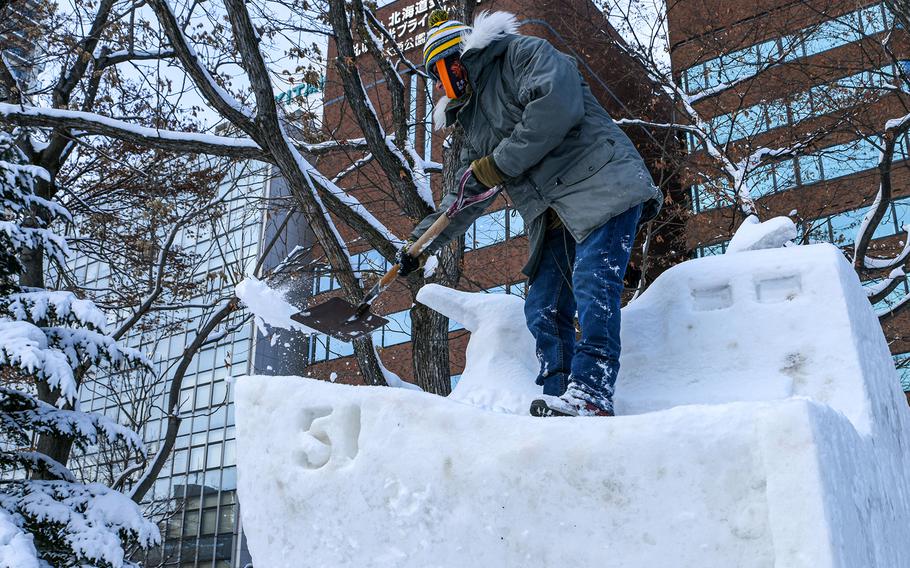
(470, 155, 506, 189)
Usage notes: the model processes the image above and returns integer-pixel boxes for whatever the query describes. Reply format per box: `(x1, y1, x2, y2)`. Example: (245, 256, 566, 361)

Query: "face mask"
(433, 54, 470, 99)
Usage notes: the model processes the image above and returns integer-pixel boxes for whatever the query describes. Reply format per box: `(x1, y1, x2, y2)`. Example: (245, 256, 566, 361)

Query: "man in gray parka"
(399, 10, 663, 416)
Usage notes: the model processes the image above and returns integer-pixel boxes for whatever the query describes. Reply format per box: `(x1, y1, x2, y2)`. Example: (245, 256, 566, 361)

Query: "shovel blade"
(291, 296, 388, 342)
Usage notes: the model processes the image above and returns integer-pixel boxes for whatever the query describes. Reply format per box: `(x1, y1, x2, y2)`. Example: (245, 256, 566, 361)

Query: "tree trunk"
(23, 176, 78, 478)
(353, 335, 389, 386)
(409, 120, 468, 394)
(410, 302, 452, 394)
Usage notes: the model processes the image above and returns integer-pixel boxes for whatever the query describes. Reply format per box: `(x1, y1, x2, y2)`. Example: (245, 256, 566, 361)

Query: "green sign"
(275, 77, 326, 104)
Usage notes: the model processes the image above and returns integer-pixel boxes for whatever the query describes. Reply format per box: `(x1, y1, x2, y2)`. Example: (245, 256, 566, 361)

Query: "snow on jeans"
(523, 204, 642, 413)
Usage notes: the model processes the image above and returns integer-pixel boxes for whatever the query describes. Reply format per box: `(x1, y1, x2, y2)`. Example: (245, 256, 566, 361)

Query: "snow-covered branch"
(332, 152, 374, 184)
(95, 48, 176, 69)
(866, 267, 907, 305)
(301, 137, 370, 155)
(613, 118, 703, 135)
(0, 103, 267, 160)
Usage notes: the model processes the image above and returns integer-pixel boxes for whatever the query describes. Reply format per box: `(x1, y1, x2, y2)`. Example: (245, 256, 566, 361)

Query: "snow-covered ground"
(234, 241, 910, 567)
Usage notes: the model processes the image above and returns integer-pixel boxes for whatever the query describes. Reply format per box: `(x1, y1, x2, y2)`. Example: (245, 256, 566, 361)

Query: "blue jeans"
(523, 204, 642, 413)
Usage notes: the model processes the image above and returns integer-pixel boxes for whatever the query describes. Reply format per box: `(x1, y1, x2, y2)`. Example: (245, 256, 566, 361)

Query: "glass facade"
(683, 2, 910, 394)
(703, 66, 892, 148)
(803, 195, 910, 246)
(694, 192, 910, 257)
(695, 240, 729, 257)
(682, 2, 892, 95)
(690, 137, 889, 213)
(72, 161, 269, 568)
(0, 0, 44, 87)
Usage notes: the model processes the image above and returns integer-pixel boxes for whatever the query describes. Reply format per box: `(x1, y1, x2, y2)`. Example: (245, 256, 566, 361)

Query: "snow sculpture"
(235, 243, 910, 567)
(415, 284, 539, 414)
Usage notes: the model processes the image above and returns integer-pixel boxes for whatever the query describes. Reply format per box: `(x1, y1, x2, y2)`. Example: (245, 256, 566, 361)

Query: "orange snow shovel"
(291, 170, 500, 342)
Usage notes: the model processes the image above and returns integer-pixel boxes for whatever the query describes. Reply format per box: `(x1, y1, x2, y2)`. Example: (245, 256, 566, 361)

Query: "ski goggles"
(430, 54, 469, 100)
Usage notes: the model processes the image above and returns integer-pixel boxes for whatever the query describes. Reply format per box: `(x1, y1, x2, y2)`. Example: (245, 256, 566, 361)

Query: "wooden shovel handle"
(411, 213, 451, 256)
(377, 214, 451, 289)
(378, 263, 401, 288)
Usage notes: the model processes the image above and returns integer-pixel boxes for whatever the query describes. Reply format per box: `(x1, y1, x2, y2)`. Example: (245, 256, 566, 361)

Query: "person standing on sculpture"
(399, 10, 662, 416)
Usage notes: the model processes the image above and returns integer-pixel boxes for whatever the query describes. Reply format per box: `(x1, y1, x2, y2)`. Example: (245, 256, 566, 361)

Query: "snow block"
(725, 214, 797, 253)
(235, 244, 910, 567)
(617, 243, 899, 436)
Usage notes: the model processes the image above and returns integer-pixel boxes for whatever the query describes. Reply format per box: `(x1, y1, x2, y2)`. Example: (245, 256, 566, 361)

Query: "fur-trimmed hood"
(461, 11, 519, 53)
(432, 11, 519, 130)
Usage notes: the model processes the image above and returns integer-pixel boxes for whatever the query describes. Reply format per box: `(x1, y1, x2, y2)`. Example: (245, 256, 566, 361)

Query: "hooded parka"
(412, 12, 663, 279)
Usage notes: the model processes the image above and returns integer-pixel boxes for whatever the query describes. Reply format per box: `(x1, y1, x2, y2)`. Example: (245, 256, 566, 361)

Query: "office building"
(73, 161, 269, 567)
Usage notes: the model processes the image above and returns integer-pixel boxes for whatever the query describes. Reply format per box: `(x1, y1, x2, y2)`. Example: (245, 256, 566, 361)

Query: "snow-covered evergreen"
(0, 129, 159, 567)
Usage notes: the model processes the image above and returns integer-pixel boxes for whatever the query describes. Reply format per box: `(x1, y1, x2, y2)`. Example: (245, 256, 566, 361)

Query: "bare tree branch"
(52, 0, 116, 107)
(112, 193, 231, 340)
(129, 299, 238, 503)
(854, 113, 910, 270)
(147, 0, 256, 133)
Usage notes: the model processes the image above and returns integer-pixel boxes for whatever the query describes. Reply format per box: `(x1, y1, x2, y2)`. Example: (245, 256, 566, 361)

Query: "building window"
(800, 11, 864, 58)
(812, 138, 880, 183)
(481, 281, 528, 298)
(381, 310, 412, 347)
(312, 268, 338, 294)
(899, 60, 910, 81)
(690, 180, 730, 212)
(805, 197, 901, 246)
(312, 249, 394, 295)
(508, 210, 525, 238)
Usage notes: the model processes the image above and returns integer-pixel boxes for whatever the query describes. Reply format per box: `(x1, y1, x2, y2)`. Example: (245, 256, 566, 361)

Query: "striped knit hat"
(423, 10, 471, 73)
